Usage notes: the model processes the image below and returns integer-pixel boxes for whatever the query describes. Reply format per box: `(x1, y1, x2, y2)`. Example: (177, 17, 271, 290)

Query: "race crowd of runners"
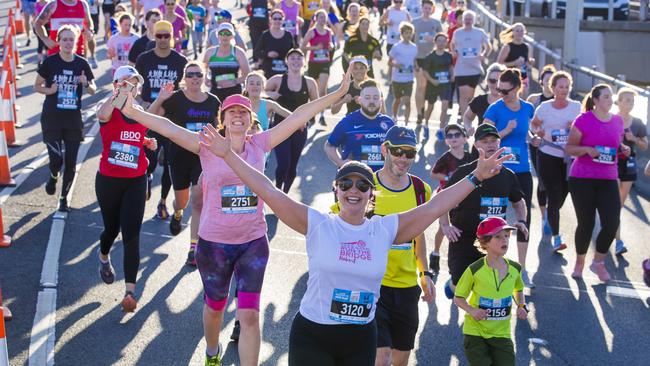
(5, 0, 650, 364)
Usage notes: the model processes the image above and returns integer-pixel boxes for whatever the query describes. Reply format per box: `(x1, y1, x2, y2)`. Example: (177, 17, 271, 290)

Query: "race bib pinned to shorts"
(360, 145, 384, 167)
(329, 289, 374, 324)
(479, 197, 508, 220)
(108, 141, 140, 169)
(478, 296, 512, 320)
(593, 146, 615, 164)
(221, 185, 258, 214)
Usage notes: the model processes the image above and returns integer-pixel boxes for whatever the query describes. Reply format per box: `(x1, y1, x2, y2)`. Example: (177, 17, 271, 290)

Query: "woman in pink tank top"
(301, 9, 334, 125)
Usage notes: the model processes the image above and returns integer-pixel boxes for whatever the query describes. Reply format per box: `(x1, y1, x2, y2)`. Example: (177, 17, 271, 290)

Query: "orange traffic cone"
(1, 42, 20, 99)
(0, 207, 10, 248)
(0, 129, 15, 188)
(0, 79, 19, 147)
(14, 1, 25, 34)
(3, 19, 22, 70)
(0, 287, 10, 366)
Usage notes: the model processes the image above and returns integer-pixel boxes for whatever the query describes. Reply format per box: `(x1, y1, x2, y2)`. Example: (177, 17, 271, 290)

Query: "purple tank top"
(281, 1, 300, 36)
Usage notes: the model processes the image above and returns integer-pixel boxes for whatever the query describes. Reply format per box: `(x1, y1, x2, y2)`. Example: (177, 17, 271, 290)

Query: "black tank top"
(277, 73, 309, 112)
(504, 42, 529, 79)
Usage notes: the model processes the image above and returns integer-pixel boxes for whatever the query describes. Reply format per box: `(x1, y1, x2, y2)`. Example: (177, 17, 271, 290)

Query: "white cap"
(217, 22, 235, 34)
(113, 65, 144, 84)
(349, 55, 369, 68)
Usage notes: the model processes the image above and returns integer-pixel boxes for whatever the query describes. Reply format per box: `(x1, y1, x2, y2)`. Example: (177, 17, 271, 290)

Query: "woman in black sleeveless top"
(497, 22, 532, 97)
(265, 49, 319, 193)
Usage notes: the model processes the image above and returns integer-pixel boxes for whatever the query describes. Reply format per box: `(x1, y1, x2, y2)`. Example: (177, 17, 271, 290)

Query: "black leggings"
(529, 145, 547, 207)
(46, 138, 81, 198)
(538, 152, 569, 236)
(274, 128, 307, 193)
(95, 173, 147, 284)
(569, 178, 620, 255)
(145, 132, 171, 200)
(289, 312, 377, 366)
(515, 172, 532, 243)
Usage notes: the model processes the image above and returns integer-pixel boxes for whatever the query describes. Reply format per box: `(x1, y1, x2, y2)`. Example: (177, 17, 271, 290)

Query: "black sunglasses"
(272, 17, 283, 21)
(497, 86, 516, 95)
(337, 178, 372, 193)
(487, 78, 498, 84)
(446, 132, 463, 139)
(185, 71, 204, 78)
(388, 146, 417, 159)
(155, 33, 171, 39)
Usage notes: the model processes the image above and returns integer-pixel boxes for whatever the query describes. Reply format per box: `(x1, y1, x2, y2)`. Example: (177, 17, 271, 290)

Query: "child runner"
(388, 21, 417, 124)
(420, 32, 454, 139)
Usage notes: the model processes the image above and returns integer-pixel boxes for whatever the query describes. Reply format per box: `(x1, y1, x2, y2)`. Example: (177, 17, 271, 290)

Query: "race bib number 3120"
(329, 289, 374, 324)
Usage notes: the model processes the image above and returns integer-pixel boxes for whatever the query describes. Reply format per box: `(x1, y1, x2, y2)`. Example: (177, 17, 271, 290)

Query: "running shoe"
(615, 239, 628, 256)
(45, 174, 58, 195)
(170, 211, 182, 236)
(521, 269, 535, 289)
(98, 248, 115, 284)
(121, 291, 137, 313)
(542, 219, 552, 236)
(429, 252, 440, 274)
(423, 126, 430, 140)
(589, 261, 611, 283)
(58, 197, 70, 212)
(552, 235, 567, 252)
(205, 353, 221, 366)
(26, 39, 31, 47)
(319, 115, 326, 126)
(157, 202, 169, 220)
(186, 247, 197, 266)
(571, 260, 584, 279)
(146, 175, 153, 201)
(2, 305, 12, 321)
(88, 56, 98, 69)
(444, 279, 454, 299)
(435, 128, 445, 140)
(230, 320, 240, 342)
(641, 259, 650, 287)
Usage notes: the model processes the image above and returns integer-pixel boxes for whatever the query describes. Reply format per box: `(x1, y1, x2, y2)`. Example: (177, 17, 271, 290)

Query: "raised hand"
(474, 147, 512, 181)
(157, 82, 174, 101)
(199, 124, 232, 158)
(78, 71, 87, 86)
(336, 66, 353, 96)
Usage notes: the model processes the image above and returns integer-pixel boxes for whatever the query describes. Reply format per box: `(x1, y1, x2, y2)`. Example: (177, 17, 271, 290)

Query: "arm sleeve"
(444, 165, 468, 190)
(306, 207, 330, 250)
(251, 130, 272, 153)
(253, 32, 266, 61)
(508, 171, 525, 202)
(454, 267, 474, 298)
(327, 119, 347, 146)
(468, 96, 480, 114)
(572, 113, 587, 134)
(379, 214, 399, 246)
(432, 154, 449, 174)
(84, 61, 95, 81)
(128, 39, 142, 64)
(483, 103, 499, 124)
(514, 268, 524, 292)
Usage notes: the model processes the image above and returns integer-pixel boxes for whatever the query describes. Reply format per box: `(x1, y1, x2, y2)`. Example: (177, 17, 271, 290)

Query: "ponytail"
(582, 83, 611, 112)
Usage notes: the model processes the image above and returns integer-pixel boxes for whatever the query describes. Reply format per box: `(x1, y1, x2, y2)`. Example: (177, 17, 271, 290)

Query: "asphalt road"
(1, 1, 649, 365)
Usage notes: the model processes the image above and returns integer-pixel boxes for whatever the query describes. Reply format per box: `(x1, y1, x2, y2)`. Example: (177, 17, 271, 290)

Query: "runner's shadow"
(416, 299, 463, 364)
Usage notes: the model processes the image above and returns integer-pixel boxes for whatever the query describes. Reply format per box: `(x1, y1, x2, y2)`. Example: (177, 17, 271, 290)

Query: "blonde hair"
(499, 22, 525, 44)
(617, 87, 638, 100)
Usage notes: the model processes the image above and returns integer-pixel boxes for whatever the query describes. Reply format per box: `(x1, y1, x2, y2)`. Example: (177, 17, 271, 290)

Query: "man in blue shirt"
(325, 79, 395, 171)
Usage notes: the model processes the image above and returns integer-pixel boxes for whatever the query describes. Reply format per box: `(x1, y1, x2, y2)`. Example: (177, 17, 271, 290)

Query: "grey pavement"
(0, 1, 649, 365)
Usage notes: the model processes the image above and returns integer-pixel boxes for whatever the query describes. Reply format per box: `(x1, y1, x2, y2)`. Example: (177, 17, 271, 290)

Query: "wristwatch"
(518, 303, 529, 313)
(466, 173, 483, 188)
(419, 271, 435, 280)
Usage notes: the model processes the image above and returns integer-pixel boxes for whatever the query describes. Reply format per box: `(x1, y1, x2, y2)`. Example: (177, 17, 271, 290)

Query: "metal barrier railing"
(470, 0, 650, 123)
(499, 0, 649, 22)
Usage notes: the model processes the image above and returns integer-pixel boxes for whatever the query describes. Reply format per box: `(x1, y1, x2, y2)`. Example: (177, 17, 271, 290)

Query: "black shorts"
(392, 82, 413, 99)
(307, 62, 331, 78)
(618, 158, 638, 182)
(42, 128, 83, 143)
(102, 3, 116, 17)
(169, 153, 202, 190)
(376, 285, 421, 351)
(456, 75, 481, 88)
(425, 84, 452, 103)
(448, 231, 483, 285)
(91, 13, 100, 34)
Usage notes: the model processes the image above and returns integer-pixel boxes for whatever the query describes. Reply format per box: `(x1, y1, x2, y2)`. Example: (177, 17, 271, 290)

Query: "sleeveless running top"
(208, 46, 240, 88)
(277, 73, 309, 112)
(257, 99, 269, 130)
(309, 28, 332, 64)
(504, 42, 529, 79)
(48, 0, 87, 55)
(281, 0, 299, 36)
(386, 8, 409, 45)
(99, 109, 148, 178)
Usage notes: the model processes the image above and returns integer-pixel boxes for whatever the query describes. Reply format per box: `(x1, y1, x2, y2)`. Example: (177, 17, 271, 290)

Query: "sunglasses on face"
(155, 33, 171, 39)
(185, 71, 204, 78)
(218, 31, 233, 36)
(165, 3, 175, 6)
(446, 132, 464, 139)
(497, 86, 516, 95)
(388, 146, 417, 159)
(487, 78, 498, 84)
(337, 178, 372, 193)
(272, 17, 283, 21)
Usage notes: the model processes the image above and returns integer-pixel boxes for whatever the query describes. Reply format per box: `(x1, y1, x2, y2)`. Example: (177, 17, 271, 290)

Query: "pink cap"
(220, 94, 252, 113)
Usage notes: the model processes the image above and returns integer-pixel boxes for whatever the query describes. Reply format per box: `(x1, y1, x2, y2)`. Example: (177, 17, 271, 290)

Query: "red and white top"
(99, 109, 149, 178)
(48, 0, 87, 56)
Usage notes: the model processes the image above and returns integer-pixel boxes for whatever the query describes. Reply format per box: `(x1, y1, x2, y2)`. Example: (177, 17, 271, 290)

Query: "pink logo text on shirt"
(339, 240, 372, 263)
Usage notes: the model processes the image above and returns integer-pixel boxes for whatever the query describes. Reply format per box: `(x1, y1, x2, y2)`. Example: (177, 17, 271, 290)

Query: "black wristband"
(420, 271, 434, 280)
(466, 173, 483, 188)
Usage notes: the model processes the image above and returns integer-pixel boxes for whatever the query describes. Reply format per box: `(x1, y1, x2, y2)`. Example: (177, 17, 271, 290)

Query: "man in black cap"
(439, 124, 528, 298)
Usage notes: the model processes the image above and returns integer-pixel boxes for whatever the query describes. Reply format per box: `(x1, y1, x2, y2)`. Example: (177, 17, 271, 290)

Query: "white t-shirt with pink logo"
(299, 208, 399, 325)
(107, 33, 140, 71)
(198, 131, 271, 244)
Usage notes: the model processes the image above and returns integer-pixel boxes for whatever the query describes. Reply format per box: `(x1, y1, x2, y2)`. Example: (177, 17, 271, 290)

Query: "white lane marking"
(28, 289, 57, 366)
(270, 247, 307, 257)
(607, 285, 650, 300)
(29, 120, 100, 365)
